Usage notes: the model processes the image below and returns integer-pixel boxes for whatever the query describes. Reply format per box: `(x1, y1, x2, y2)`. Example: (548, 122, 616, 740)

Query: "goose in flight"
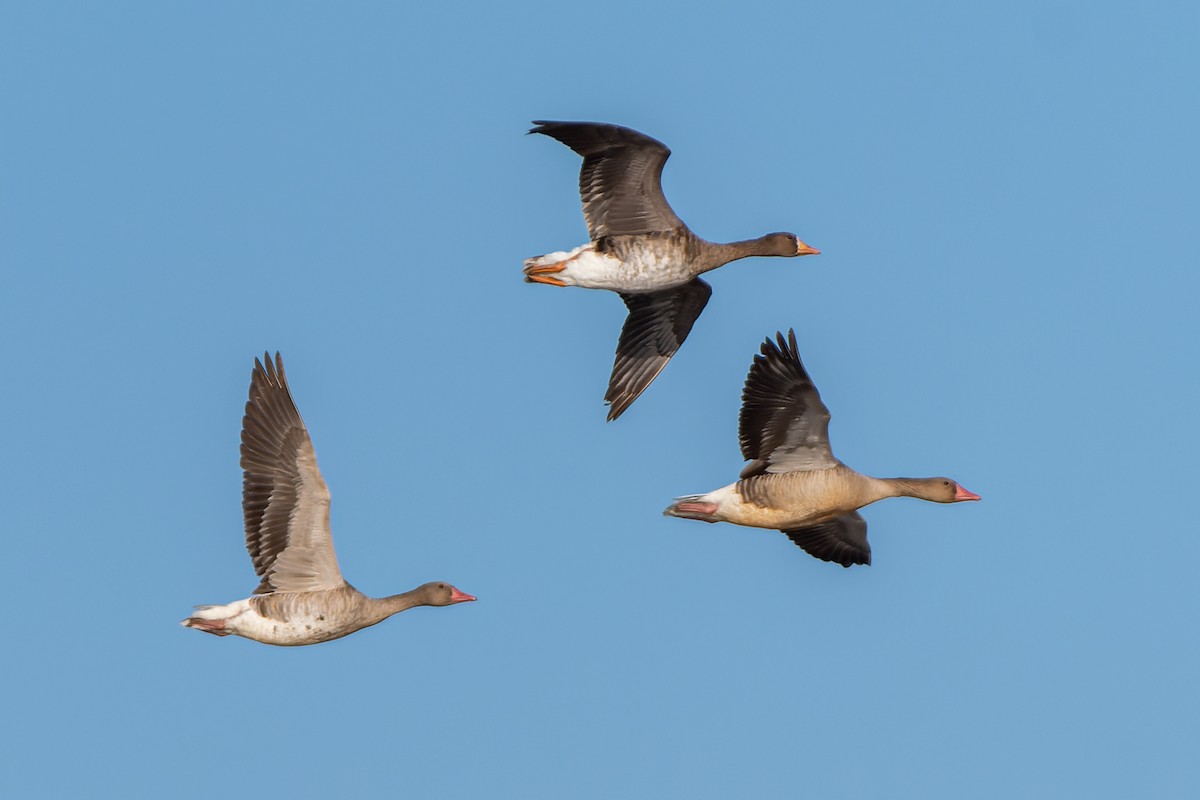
(525, 121, 820, 420)
(664, 331, 979, 566)
(181, 353, 475, 645)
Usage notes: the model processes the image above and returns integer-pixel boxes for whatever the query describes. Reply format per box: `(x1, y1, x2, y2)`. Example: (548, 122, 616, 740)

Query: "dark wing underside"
(783, 512, 871, 567)
(241, 353, 344, 594)
(530, 120, 687, 239)
(738, 329, 839, 478)
(605, 279, 712, 421)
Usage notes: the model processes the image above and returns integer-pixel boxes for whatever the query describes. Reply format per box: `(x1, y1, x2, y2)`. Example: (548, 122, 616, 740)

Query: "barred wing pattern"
(241, 353, 344, 595)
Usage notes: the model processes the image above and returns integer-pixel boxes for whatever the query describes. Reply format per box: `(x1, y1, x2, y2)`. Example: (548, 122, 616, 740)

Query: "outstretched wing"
(605, 279, 712, 421)
(241, 353, 344, 594)
(531, 120, 686, 239)
(738, 329, 839, 478)
(783, 512, 871, 567)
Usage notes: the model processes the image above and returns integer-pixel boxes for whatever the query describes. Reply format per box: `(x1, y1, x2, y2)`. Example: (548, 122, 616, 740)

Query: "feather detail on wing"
(782, 512, 871, 567)
(739, 329, 839, 478)
(241, 353, 344, 594)
(605, 279, 712, 420)
(530, 121, 687, 239)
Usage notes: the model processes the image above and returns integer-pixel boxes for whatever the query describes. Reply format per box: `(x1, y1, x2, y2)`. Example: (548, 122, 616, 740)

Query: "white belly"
(525, 242, 694, 292)
(187, 597, 366, 646)
(697, 483, 834, 530)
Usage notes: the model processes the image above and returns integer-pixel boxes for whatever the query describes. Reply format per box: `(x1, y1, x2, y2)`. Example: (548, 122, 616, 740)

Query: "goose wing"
(531, 120, 686, 239)
(782, 512, 871, 567)
(605, 279, 711, 420)
(738, 329, 839, 478)
(240, 353, 344, 594)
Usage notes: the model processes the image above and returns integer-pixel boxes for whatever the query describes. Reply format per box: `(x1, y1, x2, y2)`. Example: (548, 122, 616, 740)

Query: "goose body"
(525, 121, 820, 420)
(185, 585, 453, 647)
(674, 468, 900, 531)
(664, 331, 979, 567)
(524, 237, 695, 293)
(181, 354, 475, 646)
(186, 596, 350, 648)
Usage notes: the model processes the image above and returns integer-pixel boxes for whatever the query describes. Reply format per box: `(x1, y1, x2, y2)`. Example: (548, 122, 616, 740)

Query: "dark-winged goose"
(525, 121, 820, 420)
(664, 331, 979, 567)
(181, 353, 475, 645)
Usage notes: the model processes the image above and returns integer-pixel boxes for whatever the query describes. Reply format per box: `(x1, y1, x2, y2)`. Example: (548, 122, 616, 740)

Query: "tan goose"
(181, 353, 475, 646)
(524, 121, 821, 420)
(664, 331, 979, 566)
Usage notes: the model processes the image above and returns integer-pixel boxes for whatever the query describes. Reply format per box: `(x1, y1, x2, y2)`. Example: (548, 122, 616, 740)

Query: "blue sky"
(2, 1, 1197, 797)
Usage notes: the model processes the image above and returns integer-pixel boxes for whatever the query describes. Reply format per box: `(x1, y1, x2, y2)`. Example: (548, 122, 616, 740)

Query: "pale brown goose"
(664, 331, 979, 567)
(525, 121, 820, 421)
(181, 353, 475, 645)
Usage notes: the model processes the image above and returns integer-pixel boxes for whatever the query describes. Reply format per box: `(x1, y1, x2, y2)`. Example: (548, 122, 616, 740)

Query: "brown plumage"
(526, 121, 820, 420)
(664, 331, 979, 567)
(181, 353, 475, 646)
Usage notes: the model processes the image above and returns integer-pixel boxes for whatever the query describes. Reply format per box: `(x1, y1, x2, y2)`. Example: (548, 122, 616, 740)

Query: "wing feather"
(531, 120, 686, 239)
(739, 330, 838, 477)
(782, 512, 871, 567)
(605, 279, 711, 420)
(241, 353, 344, 594)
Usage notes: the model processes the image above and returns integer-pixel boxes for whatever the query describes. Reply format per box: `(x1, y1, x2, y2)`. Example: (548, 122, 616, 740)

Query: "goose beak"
(449, 588, 477, 603)
(796, 241, 821, 256)
(954, 484, 981, 501)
